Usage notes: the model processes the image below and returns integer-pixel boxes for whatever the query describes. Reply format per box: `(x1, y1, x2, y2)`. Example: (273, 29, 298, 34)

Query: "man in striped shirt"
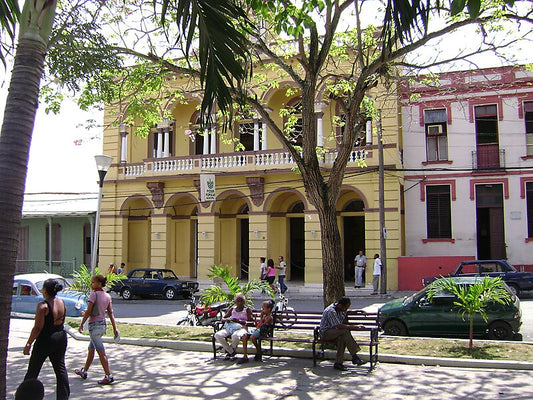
(319, 297, 367, 371)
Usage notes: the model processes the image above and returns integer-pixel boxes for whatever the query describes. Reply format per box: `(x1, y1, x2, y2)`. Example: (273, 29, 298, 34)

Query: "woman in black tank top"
(22, 278, 70, 400)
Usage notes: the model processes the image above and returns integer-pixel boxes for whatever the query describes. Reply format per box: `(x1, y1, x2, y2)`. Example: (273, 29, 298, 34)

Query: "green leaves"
(69, 264, 126, 298)
(201, 264, 273, 307)
(427, 277, 512, 348)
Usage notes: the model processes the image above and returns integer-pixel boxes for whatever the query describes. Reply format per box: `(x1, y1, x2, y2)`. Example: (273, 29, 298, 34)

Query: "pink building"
(400, 66, 533, 290)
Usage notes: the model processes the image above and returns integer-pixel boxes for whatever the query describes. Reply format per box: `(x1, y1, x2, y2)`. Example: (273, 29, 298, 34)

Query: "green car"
(379, 277, 522, 340)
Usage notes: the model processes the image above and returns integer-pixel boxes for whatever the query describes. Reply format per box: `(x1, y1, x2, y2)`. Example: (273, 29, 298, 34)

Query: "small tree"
(68, 264, 126, 299)
(200, 265, 273, 307)
(426, 277, 512, 349)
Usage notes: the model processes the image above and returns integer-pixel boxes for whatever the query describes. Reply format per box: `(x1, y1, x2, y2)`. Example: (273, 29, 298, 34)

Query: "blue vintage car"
(12, 273, 88, 317)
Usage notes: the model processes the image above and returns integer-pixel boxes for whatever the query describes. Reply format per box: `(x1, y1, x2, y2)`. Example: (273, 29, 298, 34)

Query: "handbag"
(223, 322, 242, 335)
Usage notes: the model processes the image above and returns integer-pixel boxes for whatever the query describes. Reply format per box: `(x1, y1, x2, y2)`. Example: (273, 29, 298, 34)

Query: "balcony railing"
(472, 145, 505, 170)
(121, 149, 367, 178)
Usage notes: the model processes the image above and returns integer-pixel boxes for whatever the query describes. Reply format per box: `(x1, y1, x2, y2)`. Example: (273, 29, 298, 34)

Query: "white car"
(12, 273, 87, 317)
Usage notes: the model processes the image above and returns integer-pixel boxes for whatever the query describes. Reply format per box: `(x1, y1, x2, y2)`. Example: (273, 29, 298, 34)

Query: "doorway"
(476, 184, 505, 259)
(289, 217, 305, 281)
(343, 216, 365, 282)
(239, 218, 249, 280)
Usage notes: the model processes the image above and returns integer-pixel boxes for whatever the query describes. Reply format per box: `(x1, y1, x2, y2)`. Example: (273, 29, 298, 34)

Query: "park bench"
(211, 309, 379, 370)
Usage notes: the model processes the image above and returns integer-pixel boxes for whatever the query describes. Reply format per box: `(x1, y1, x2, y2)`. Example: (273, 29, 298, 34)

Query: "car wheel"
(487, 321, 513, 340)
(507, 284, 520, 297)
(121, 288, 132, 300)
(382, 319, 408, 336)
(164, 287, 176, 300)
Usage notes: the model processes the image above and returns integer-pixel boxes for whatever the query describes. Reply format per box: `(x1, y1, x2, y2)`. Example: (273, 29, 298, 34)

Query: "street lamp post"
(91, 155, 113, 273)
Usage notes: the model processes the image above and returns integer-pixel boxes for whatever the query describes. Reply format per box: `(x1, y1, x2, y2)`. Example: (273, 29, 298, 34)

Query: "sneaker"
(74, 368, 87, 380)
(236, 357, 249, 364)
(98, 375, 114, 385)
(352, 355, 367, 366)
(333, 363, 348, 371)
(224, 350, 236, 360)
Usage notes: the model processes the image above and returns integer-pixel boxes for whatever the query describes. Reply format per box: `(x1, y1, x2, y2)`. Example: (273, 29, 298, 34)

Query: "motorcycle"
(176, 296, 229, 327)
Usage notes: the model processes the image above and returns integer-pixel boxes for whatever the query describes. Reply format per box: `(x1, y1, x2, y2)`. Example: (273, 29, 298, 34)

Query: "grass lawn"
(66, 319, 533, 362)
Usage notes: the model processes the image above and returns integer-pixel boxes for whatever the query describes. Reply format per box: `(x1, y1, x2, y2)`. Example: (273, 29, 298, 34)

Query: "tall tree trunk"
(318, 199, 345, 306)
(0, 29, 48, 400)
(0, 1, 57, 394)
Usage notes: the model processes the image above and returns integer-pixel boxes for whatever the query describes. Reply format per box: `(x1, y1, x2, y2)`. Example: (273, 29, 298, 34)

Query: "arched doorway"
(215, 192, 249, 279)
(288, 201, 305, 281)
(121, 197, 152, 270)
(166, 194, 198, 277)
(338, 192, 366, 284)
(267, 190, 307, 283)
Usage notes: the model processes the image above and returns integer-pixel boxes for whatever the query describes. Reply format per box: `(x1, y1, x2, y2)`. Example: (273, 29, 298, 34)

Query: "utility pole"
(378, 112, 387, 294)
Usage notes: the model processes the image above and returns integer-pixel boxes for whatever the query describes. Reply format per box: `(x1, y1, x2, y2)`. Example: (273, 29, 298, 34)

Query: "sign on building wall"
(200, 174, 216, 201)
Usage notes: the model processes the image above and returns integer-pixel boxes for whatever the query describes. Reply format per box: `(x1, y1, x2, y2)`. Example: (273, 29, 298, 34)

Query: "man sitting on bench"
(319, 297, 367, 371)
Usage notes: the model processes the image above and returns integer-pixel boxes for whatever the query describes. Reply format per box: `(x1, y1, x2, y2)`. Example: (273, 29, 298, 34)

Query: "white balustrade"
(125, 164, 146, 176)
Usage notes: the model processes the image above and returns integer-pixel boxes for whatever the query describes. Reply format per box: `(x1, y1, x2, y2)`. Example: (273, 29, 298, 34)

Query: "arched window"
(344, 200, 365, 212)
(289, 201, 304, 213)
(284, 99, 303, 147)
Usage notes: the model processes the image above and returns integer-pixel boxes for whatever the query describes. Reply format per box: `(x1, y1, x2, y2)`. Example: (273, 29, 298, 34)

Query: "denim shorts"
(88, 321, 106, 351)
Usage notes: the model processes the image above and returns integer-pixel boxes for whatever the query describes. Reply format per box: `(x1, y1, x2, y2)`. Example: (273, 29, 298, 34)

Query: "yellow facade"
(98, 71, 404, 290)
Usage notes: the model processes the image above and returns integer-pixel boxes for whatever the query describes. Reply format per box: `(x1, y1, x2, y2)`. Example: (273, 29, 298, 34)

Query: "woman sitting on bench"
(214, 292, 254, 360)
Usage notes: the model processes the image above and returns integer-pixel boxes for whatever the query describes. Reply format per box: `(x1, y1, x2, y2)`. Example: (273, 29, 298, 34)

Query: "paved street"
(7, 318, 533, 400)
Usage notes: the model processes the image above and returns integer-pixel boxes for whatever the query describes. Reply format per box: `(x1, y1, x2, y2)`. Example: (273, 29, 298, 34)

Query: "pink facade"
(400, 65, 533, 290)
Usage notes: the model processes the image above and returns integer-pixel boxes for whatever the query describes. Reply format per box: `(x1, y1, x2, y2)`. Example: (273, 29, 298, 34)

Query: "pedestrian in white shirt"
(354, 250, 366, 288)
(372, 254, 382, 295)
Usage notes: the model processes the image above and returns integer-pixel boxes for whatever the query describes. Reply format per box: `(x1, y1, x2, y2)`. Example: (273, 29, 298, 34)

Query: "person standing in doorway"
(276, 256, 288, 294)
(354, 251, 366, 288)
(372, 254, 382, 295)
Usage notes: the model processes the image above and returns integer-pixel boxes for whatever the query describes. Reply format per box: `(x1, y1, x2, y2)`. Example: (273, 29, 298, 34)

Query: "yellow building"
(99, 72, 404, 290)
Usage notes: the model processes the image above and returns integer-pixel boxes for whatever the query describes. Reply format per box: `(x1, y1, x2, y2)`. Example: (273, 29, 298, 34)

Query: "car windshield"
(160, 270, 178, 279)
(35, 277, 71, 292)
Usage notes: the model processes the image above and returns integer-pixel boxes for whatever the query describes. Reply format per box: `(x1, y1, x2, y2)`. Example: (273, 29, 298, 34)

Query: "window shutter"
(426, 186, 452, 238)
(527, 182, 533, 238)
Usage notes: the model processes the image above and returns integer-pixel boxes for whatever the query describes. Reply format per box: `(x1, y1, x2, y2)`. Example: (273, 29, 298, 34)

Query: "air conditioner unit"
(427, 124, 443, 135)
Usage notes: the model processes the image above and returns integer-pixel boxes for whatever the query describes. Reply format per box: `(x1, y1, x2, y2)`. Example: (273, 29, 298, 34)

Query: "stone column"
(314, 101, 327, 148)
(119, 123, 129, 163)
(253, 116, 260, 151)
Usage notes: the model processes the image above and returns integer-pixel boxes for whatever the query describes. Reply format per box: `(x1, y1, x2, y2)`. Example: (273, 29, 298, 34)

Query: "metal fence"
(15, 259, 78, 278)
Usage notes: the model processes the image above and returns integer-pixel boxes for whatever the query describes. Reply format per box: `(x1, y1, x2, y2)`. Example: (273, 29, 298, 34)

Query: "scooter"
(176, 296, 229, 327)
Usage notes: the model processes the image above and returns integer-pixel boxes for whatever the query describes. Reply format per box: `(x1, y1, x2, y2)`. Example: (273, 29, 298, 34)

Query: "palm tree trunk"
(469, 316, 474, 349)
(0, 36, 47, 398)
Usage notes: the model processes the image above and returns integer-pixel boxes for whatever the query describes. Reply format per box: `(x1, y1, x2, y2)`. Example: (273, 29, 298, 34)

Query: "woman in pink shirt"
(266, 258, 276, 290)
(75, 275, 119, 385)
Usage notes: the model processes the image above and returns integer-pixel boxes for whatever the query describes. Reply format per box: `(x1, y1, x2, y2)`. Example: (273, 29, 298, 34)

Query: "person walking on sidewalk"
(354, 251, 366, 288)
(372, 254, 382, 295)
(319, 297, 367, 371)
(259, 257, 267, 280)
(22, 278, 69, 400)
(75, 274, 119, 385)
(265, 258, 276, 291)
(276, 256, 288, 294)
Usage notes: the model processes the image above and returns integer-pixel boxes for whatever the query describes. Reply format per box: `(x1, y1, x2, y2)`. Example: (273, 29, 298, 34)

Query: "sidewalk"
(8, 318, 533, 400)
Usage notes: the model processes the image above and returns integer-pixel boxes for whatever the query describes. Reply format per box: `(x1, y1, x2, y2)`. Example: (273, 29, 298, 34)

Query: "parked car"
(379, 276, 522, 341)
(110, 268, 199, 300)
(422, 259, 533, 296)
(12, 273, 87, 317)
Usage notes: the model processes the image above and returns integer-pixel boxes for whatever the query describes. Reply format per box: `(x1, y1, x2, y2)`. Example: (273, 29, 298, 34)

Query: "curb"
(65, 326, 533, 370)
